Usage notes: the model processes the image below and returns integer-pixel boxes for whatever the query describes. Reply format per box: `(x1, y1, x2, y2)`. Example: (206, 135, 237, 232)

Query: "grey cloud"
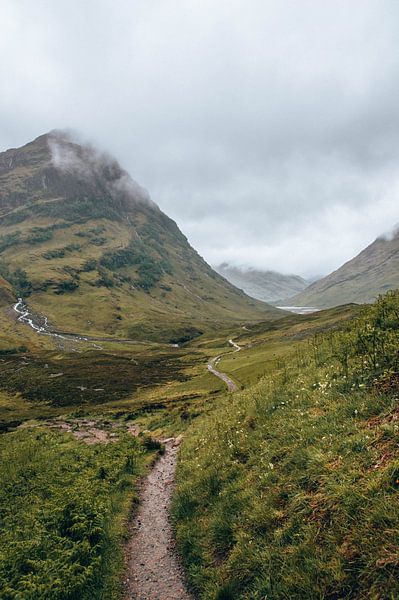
(49, 130, 153, 206)
(379, 224, 399, 242)
(1, 0, 399, 278)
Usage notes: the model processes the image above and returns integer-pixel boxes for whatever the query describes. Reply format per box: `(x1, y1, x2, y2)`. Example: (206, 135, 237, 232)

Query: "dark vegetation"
(0, 261, 32, 297)
(0, 231, 22, 253)
(42, 244, 81, 260)
(0, 350, 190, 406)
(173, 291, 399, 599)
(99, 239, 172, 291)
(0, 224, 73, 253)
(0, 428, 152, 600)
(0, 197, 122, 226)
(126, 323, 203, 344)
(54, 280, 80, 294)
(38, 197, 121, 223)
(75, 225, 107, 246)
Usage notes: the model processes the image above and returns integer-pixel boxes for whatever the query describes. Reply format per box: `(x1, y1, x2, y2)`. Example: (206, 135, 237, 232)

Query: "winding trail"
(15, 296, 242, 598)
(123, 337, 243, 598)
(207, 338, 242, 392)
(124, 437, 192, 600)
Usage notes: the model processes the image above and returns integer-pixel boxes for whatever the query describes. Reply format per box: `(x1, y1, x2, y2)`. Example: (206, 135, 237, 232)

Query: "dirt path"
(124, 437, 192, 600)
(207, 337, 242, 392)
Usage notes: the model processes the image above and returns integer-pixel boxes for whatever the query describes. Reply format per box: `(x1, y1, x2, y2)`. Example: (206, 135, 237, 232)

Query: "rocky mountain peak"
(0, 131, 153, 216)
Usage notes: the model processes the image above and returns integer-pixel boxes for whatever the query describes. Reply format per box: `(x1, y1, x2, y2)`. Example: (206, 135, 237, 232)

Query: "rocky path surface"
(124, 437, 192, 600)
(207, 338, 242, 392)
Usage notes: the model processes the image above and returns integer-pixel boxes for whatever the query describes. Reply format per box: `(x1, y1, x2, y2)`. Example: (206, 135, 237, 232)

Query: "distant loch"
(277, 306, 320, 315)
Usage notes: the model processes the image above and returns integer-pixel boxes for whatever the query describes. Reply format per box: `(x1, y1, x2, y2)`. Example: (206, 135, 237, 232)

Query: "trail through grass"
(173, 292, 399, 599)
(0, 426, 157, 600)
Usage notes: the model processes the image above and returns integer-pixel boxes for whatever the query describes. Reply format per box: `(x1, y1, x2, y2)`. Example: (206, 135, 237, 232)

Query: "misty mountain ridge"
(0, 132, 281, 342)
(0, 130, 152, 214)
(215, 263, 310, 303)
(286, 227, 399, 308)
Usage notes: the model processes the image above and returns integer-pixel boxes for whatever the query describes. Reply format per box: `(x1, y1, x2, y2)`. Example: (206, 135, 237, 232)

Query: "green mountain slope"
(216, 263, 309, 303)
(0, 132, 281, 341)
(286, 230, 399, 308)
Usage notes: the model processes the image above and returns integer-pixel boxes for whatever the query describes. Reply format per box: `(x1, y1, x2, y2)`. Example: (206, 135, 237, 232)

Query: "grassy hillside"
(2, 130, 397, 600)
(0, 133, 281, 342)
(287, 230, 399, 308)
(0, 293, 395, 599)
(173, 291, 399, 599)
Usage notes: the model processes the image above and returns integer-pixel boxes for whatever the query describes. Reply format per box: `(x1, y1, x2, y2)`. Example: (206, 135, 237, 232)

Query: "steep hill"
(0, 276, 14, 306)
(0, 132, 281, 341)
(215, 263, 309, 303)
(287, 229, 399, 308)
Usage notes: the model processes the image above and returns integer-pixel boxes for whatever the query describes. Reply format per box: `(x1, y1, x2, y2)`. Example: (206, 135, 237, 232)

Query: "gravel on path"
(124, 437, 192, 600)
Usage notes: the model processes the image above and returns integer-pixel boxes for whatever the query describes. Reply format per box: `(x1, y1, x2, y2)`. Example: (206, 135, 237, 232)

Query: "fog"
(1, 0, 399, 277)
(49, 130, 153, 205)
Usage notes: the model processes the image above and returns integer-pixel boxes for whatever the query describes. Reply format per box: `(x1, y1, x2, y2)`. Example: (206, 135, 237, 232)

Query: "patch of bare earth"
(124, 436, 192, 600)
(46, 418, 140, 444)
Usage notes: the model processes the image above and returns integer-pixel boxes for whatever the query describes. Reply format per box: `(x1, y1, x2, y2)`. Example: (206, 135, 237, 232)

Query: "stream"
(12, 298, 178, 348)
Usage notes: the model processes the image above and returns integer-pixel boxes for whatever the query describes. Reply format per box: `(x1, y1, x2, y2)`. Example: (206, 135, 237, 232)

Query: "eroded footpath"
(124, 437, 192, 600)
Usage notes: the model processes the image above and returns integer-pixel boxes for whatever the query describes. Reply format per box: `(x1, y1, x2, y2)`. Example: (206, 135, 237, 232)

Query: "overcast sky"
(1, 1, 399, 278)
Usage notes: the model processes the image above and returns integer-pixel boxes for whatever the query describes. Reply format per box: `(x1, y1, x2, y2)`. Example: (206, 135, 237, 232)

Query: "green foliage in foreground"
(173, 291, 399, 599)
(0, 429, 148, 600)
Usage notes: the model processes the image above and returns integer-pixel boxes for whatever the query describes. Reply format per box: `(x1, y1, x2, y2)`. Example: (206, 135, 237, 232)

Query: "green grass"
(173, 292, 399, 599)
(207, 304, 360, 389)
(0, 203, 282, 342)
(0, 427, 156, 600)
(1, 240, 398, 600)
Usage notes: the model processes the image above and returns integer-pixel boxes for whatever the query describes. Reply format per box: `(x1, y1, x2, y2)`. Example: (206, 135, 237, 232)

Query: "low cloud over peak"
(48, 130, 154, 207)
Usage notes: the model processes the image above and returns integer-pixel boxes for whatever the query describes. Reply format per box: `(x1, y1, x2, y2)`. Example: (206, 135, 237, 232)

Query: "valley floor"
(0, 293, 398, 599)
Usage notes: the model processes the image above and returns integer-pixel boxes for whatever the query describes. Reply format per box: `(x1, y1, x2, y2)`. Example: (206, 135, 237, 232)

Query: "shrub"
(0, 262, 33, 297)
(99, 239, 170, 290)
(0, 429, 147, 600)
(81, 259, 97, 272)
(54, 280, 79, 294)
(26, 227, 53, 245)
(0, 231, 22, 253)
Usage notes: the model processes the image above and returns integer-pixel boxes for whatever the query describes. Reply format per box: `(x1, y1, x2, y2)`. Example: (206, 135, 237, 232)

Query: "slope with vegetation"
(173, 291, 399, 599)
(1, 131, 398, 600)
(287, 229, 399, 308)
(0, 132, 280, 343)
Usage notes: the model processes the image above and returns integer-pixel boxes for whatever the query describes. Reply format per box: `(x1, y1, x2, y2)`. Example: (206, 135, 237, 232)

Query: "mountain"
(0, 275, 13, 306)
(286, 229, 399, 308)
(215, 263, 309, 303)
(0, 132, 281, 342)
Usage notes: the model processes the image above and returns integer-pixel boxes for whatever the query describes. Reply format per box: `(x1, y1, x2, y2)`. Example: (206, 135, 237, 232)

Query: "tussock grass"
(173, 292, 399, 599)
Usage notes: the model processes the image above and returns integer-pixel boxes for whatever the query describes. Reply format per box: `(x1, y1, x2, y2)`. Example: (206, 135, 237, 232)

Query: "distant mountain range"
(286, 229, 399, 308)
(0, 132, 281, 342)
(215, 263, 309, 303)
